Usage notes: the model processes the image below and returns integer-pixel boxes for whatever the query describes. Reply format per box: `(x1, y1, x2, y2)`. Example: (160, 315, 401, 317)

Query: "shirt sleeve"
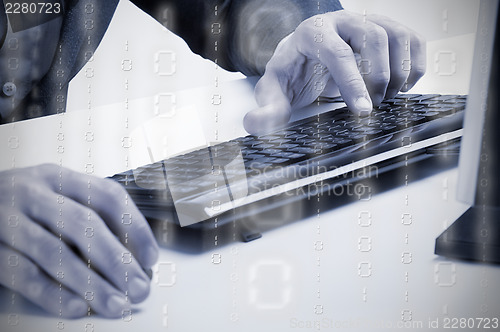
(129, 0, 343, 76)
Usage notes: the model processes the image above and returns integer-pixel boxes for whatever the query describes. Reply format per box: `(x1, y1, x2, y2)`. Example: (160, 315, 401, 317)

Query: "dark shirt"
(0, 0, 342, 123)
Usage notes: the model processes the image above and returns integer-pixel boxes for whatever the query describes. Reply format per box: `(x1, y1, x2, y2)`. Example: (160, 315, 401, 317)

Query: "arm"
(131, 0, 426, 135)
(129, 0, 342, 76)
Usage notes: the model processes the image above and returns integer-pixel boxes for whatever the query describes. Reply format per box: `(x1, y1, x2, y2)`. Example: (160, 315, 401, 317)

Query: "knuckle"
(299, 18, 314, 32)
(131, 222, 154, 244)
(35, 163, 62, 182)
(332, 44, 355, 60)
(297, 13, 333, 42)
(302, 13, 326, 28)
(9, 169, 35, 190)
(411, 32, 426, 49)
(24, 188, 53, 217)
(391, 69, 409, 83)
(390, 26, 410, 42)
(366, 24, 389, 49)
(368, 70, 391, 89)
(37, 163, 60, 175)
(20, 224, 62, 265)
(106, 248, 134, 275)
(344, 74, 365, 86)
(264, 59, 287, 77)
(25, 274, 49, 301)
(8, 254, 43, 290)
(70, 204, 92, 228)
(92, 178, 129, 211)
(20, 181, 43, 199)
(103, 178, 127, 201)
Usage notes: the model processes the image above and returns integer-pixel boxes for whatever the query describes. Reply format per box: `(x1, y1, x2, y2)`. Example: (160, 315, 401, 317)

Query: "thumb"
(243, 103, 291, 136)
(244, 73, 292, 136)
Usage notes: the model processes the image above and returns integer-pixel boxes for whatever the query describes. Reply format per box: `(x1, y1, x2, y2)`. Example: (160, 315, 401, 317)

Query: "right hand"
(0, 164, 159, 318)
(244, 10, 426, 135)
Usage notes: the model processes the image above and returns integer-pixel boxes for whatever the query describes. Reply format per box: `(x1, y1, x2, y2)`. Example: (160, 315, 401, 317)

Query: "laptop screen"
(456, 0, 499, 205)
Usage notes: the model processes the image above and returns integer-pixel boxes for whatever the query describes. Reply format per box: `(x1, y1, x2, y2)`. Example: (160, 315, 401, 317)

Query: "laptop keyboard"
(110, 94, 466, 226)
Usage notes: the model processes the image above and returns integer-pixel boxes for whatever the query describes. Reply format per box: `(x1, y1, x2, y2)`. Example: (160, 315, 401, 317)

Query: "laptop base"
(435, 205, 500, 264)
(149, 140, 460, 253)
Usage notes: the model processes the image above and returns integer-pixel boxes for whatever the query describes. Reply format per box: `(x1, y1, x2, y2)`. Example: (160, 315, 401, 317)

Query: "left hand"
(244, 10, 426, 135)
(0, 165, 159, 318)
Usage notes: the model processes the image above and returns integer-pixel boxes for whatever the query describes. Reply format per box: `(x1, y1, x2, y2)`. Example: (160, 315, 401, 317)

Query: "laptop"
(110, 0, 497, 254)
(435, 0, 500, 263)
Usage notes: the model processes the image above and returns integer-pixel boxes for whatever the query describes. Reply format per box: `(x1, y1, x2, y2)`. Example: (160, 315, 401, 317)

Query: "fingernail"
(128, 277, 150, 302)
(143, 268, 153, 280)
(107, 295, 127, 316)
(358, 110, 371, 117)
(354, 97, 372, 116)
(67, 298, 87, 317)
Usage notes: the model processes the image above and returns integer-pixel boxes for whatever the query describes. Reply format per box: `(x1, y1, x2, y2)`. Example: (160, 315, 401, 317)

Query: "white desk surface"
(1, 0, 499, 331)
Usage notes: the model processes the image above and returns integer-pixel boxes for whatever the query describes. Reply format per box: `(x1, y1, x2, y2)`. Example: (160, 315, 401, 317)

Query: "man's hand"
(244, 10, 426, 135)
(0, 164, 159, 318)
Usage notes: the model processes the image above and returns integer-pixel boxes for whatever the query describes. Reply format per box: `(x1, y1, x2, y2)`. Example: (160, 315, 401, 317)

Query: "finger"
(0, 242, 88, 318)
(22, 188, 151, 304)
(0, 212, 130, 318)
(295, 13, 375, 115)
(38, 164, 159, 269)
(246, 70, 292, 135)
(334, 12, 391, 106)
(320, 77, 340, 99)
(404, 31, 426, 91)
(366, 14, 411, 99)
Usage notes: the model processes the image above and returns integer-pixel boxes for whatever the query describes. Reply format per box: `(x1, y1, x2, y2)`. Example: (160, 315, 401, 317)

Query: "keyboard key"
(258, 135, 281, 141)
(284, 133, 307, 140)
(246, 153, 266, 160)
(308, 143, 338, 151)
(269, 158, 291, 164)
(288, 147, 320, 154)
(415, 94, 441, 101)
(279, 143, 299, 149)
(252, 143, 275, 149)
(395, 94, 422, 101)
(262, 148, 283, 155)
(288, 153, 307, 160)
(329, 137, 354, 147)
(241, 149, 258, 155)
(295, 138, 316, 145)
(270, 151, 295, 158)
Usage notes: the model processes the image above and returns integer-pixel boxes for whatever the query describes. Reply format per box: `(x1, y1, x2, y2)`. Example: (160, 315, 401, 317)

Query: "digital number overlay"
(3, 0, 63, 32)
